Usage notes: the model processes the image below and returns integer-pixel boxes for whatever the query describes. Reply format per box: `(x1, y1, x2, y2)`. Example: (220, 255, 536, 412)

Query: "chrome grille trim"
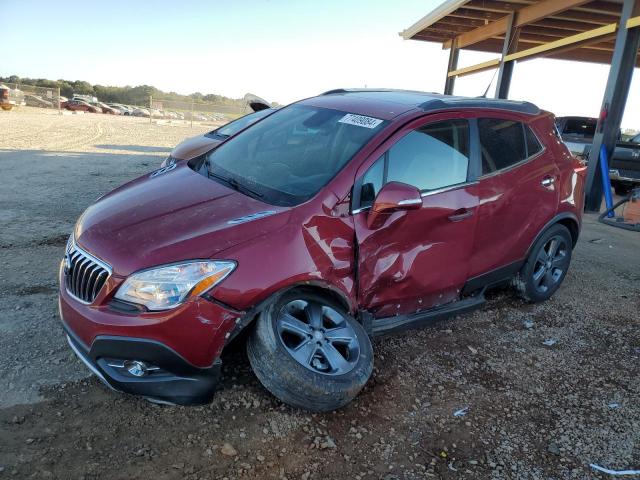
(64, 241, 112, 304)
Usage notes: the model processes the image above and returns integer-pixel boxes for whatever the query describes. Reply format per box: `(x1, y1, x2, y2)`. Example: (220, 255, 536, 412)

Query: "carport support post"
(57, 87, 61, 115)
(444, 38, 459, 95)
(585, 0, 640, 211)
(495, 13, 519, 99)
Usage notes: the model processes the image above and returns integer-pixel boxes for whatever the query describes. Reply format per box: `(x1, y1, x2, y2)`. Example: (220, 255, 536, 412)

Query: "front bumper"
(64, 327, 221, 405)
(58, 262, 244, 405)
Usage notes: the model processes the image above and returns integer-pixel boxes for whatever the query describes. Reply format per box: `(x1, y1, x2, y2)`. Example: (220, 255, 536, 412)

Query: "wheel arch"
(527, 212, 580, 257)
(219, 281, 356, 353)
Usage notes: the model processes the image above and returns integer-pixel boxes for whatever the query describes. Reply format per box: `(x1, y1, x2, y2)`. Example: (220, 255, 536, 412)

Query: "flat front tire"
(247, 290, 373, 412)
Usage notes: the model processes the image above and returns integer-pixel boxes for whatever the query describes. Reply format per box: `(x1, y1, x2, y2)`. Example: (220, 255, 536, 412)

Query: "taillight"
(1, 89, 7, 99)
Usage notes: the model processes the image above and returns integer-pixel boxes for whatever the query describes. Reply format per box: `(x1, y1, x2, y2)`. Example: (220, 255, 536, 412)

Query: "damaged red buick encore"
(59, 89, 586, 410)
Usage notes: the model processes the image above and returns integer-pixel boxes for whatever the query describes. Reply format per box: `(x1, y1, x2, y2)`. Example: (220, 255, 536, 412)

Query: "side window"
(360, 155, 384, 208)
(358, 119, 470, 208)
(478, 118, 526, 175)
(525, 125, 543, 157)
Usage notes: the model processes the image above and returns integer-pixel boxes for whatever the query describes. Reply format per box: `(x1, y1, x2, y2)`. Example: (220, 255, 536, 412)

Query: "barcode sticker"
(338, 113, 383, 129)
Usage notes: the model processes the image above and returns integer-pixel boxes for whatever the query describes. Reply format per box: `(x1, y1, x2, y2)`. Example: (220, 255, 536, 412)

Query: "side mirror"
(367, 181, 422, 229)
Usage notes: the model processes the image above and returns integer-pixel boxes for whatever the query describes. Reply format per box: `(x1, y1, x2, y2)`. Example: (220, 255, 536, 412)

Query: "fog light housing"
(124, 360, 149, 377)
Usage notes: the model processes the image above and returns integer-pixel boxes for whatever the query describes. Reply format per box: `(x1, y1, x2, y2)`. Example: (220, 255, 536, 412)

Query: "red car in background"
(63, 99, 102, 113)
(91, 102, 121, 115)
(59, 89, 586, 410)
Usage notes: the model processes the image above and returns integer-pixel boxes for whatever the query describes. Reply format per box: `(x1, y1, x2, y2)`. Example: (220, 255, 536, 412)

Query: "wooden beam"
(448, 8, 506, 21)
(552, 10, 619, 26)
(504, 23, 617, 61)
(532, 17, 613, 33)
(628, 15, 640, 29)
(447, 58, 501, 78)
(445, 0, 593, 49)
(463, 0, 530, 14)
(499, 32, 617, 50)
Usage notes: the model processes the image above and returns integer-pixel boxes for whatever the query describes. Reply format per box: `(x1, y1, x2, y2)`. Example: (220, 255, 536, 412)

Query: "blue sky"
(2, 0, 639, 129)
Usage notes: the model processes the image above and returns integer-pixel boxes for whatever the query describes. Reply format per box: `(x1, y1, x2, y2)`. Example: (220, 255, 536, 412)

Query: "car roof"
(300, 88, 540, 121)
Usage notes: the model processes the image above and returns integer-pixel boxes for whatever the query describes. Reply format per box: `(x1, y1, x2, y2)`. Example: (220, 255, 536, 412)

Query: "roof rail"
(321, 89, 349, 95)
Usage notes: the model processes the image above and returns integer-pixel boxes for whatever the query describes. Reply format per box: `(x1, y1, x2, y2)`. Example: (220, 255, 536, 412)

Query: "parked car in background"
(555, 116, 599, 159)
(60, 89, 585, 410)
(91, 102, 120, 115)
(556, 116, 640, 195)
(72, 94, 98, 104)
(609, 135, 640, 195)
(161, 102, 273, 167)
(24, 94, 54, 108)
(106, 104, 130, 115)
(63, 99, 102, 113)
(132, 108, 150, 117)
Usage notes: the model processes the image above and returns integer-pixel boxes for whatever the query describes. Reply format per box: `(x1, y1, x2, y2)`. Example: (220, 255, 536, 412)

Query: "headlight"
(114, 261, 236, 311)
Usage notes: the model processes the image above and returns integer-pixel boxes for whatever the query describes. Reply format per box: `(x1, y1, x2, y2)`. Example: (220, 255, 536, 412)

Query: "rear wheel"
(1, 105, 12, 111)
(514, 224, 572, 303)
(247, 290, 373, 411)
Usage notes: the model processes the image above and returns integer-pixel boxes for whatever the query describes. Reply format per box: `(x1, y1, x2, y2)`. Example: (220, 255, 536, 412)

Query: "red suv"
(59, 89, 586, 410)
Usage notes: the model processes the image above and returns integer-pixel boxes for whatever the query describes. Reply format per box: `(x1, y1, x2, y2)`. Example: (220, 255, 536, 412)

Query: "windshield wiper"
(208, 171, 263, 198)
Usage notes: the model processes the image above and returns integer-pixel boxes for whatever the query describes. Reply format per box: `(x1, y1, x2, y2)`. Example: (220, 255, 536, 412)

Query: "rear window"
(479, 119, 526, 174)
(562, 118, 596, 138)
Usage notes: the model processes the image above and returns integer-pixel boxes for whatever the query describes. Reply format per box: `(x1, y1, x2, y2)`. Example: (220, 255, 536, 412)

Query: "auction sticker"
(338, 113, 383, 129)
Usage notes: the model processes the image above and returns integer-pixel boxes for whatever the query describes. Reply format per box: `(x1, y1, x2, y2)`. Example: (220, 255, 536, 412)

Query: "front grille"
(64, 244, 111, 303)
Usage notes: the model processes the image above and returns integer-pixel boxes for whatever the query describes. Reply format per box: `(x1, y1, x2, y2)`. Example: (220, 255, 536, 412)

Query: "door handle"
(541, 176, 555, 188)
(448, 208, 474, 222)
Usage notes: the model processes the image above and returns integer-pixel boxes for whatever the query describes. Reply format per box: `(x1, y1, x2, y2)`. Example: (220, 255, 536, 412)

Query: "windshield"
(214, 109, 273, 138)
(206, 104, 388, 206)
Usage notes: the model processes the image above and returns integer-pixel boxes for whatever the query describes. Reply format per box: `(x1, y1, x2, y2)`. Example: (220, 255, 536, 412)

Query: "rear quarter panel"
(544, 114, 586, 223)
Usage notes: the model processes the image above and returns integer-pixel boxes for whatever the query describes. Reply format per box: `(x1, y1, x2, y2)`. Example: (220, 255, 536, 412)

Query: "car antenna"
(479, 31, 518, 98)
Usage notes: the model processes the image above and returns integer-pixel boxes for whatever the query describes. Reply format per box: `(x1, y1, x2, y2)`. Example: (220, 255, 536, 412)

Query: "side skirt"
(368, 292, 486, 337)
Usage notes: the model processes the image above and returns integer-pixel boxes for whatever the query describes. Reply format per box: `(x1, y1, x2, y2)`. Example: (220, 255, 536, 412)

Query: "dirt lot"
(0, 111, 639, 479)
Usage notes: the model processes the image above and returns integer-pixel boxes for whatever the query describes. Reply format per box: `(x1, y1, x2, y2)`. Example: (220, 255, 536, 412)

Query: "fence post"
(57, 87, 61, 115)
(190, 99, 194, 128)
(149, 95, 153, 124)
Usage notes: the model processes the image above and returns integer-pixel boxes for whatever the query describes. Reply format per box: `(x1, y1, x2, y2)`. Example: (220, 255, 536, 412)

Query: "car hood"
(171, 134, 222, 161)
(75, 164, 289, 276)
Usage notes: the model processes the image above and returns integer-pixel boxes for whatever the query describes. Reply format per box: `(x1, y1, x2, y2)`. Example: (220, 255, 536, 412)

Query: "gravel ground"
(0, 110, 638, 479)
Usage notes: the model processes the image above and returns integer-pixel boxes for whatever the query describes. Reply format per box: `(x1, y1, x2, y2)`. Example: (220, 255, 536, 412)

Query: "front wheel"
(247, 290, 373, 412)
(514, 224, 573, 303)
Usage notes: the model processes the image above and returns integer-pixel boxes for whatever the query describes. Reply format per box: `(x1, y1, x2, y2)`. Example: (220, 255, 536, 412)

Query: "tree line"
(0, 75, 245, 106)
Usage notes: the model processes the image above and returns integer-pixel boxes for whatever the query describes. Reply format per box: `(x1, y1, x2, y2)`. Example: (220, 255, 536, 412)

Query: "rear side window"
(525, 125, 543, 157)
(479, 119, 526, 174)
(359, 119, 470, 208)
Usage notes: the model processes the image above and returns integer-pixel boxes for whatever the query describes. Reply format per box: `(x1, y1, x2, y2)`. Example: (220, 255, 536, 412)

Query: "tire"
(613, 182, 631, 197)
(513, 224, 573, 303)
(247, 290, 373, 412)
(1, 105, 12, 111)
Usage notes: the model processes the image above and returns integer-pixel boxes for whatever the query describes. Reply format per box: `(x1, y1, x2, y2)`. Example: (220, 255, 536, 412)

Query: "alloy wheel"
(532, 235, 568, 293)
(276, 299, 360, 375)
